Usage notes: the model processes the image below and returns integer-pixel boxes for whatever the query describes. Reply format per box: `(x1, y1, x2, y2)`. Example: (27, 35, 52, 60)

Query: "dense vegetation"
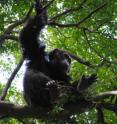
(0, 0, 117, 124)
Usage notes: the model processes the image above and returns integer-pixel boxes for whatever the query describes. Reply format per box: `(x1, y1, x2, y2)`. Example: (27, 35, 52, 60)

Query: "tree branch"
(96, 107, 106, 124)
(4, 4, 34, 35)
(83, 30, 117, 67)
(101, 103, 117, 114)
(50, 0, 87, 21)
(0, 34, 18, 43)
(0, 58, 24, 101)
(17, 118, 27, 124)
(0, 4, 34, 46)
(77, 2, 107, 26)
(93, 90, 117, 101)
(48, 2, 107, 28)
(43, 0, 55, 10)
(0, 99, 116, 122)
(0, 100, 92, 121)
(83, 29, 103, 58)
(61, 50, 108, 68)
(66, 51, 94, 68)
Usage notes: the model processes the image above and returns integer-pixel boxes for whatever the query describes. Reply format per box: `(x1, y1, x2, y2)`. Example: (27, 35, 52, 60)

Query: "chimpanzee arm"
(19, 15, 45, 60)
(19, 1, 47, 61)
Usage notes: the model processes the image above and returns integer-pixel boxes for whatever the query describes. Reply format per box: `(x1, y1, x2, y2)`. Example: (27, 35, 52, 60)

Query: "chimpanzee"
(19, 2, 71, 107)
(20, 1, 97, 108)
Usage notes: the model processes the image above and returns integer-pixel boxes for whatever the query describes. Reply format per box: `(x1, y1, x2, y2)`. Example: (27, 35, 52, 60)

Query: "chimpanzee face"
(49, 49, 71, 74)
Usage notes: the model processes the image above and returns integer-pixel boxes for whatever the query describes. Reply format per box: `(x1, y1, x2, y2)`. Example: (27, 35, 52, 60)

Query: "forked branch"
(49, 2, 107, 28)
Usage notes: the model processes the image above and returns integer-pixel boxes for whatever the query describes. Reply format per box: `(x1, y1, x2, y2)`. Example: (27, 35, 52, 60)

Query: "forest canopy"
(0, 0, 117, 124)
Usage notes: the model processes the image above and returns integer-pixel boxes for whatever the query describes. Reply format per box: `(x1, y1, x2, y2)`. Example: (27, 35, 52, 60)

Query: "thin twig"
(0, 58, 24, 101)
(17, 118, 27, 124)
(84, 29, 117, 67)
(83, 29, 103, 58)
(75, 2, 107, 26)
(43, 0, 55, 10)
(0, 3, 33, 47)
(50, 0, 87, 21)
(4, 4, 34, 35)
(0, 4, 34, 47)
(0, 34, 18, 43)
(83, 29, 109, 68)
(49, 2, 107, 27)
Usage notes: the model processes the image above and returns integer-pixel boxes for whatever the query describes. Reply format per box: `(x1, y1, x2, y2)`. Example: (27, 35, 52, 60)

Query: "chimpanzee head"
(49, 49, 71, 75)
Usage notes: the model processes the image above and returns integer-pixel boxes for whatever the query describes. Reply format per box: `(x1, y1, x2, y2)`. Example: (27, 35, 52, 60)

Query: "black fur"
(20, 2, 97, 107)
(19, 4, 71, 107)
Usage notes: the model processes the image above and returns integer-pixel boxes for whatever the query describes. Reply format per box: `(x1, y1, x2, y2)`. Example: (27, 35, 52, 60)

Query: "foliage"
(0, 0, 117, 124)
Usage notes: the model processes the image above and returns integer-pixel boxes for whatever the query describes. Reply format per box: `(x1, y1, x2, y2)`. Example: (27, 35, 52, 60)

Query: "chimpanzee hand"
(77, 74, 97, 91)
